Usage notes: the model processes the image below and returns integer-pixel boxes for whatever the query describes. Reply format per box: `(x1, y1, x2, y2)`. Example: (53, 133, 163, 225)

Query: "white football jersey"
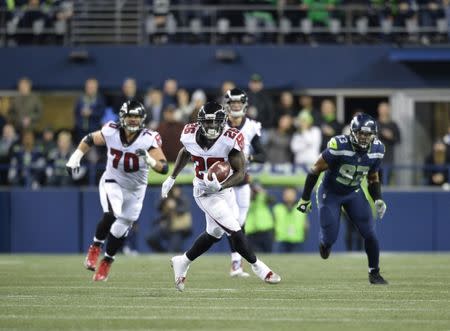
(101, 121, 162, 190)
(226, 117, 261, 158)
(180, 123, 244, 193)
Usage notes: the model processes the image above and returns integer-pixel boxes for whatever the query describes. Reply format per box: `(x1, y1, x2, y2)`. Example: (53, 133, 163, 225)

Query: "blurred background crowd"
(2, 74, 449, 190)
(1, 0, 450, 46)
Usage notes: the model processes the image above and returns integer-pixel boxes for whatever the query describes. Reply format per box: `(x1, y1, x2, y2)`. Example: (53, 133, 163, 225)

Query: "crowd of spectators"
(1, 0, 74, 45)
(145, 0, 450, 45)
(1, 1, 449, 46)
(1, 73, 450, 189)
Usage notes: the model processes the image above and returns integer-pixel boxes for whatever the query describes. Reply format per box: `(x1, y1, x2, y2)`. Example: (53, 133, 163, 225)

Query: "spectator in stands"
(291, 111, 322, 167)
(0, 124, 18, 185)
(298, 94, 320, 124)
(273, 187, 309, 253)
(46, 130, 84, 186)
(146, 186, 192, 253)
(39, 127, 56, 158)
(318, 99, 342, 151)
(243, 0, 277, 43)
(273, 91, 298, 128)
(377, 102, 401, 182)
(9, 77, 42, 132)
(245, 181, 275, 253)
(8, 130, 46, 188)
(162, 78, 178, 110)
(417, 0, 446, 43)
(145, 87, 164, 130)
(265, 114, 294, 164)
(112, 78, 140, 113)
(156, 105, 184, 162)
(17, 0, 48, 45)
(188, 89, 206, 122)
(74, 78, 105, 141)
(247, 73, 274, 130)
(424, 140, 450, 186)
(301, 0, 341, 43)
(175, 88, 193, 123)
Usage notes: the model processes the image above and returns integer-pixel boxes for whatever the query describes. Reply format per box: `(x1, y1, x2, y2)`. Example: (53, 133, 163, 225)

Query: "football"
(207, 161, 231, 183)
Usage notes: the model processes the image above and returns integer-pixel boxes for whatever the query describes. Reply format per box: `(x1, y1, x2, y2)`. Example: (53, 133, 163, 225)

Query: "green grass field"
(0, 253, 449, 331)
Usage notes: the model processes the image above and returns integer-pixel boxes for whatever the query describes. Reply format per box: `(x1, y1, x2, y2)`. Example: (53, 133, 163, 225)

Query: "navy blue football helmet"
(349, 113, 378, 150)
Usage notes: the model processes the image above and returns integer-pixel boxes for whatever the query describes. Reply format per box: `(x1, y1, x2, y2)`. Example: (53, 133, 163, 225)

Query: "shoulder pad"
(328, 135, 349, 150)
(101, 121, 120, 137)
(371, 138, 385, 153)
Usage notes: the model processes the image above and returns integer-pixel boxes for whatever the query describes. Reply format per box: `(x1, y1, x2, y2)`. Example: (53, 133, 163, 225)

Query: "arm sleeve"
(250, 135, 266, 163)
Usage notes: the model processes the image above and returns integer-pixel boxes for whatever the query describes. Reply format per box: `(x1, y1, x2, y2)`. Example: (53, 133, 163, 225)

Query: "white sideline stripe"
(0, 315, 449, 324)
(0, 304, 444, 312)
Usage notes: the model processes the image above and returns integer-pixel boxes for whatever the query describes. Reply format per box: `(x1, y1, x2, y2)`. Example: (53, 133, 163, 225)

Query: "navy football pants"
(317, 184, 380, 269)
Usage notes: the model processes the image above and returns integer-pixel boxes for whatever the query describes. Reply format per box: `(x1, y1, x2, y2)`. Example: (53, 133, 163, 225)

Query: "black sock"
(94, 212, 116, 242)
(364, 237, 380, 270)
(186, 232, 220, 261)
(105, 233, 125, 258)
(230, 230, 256, 264)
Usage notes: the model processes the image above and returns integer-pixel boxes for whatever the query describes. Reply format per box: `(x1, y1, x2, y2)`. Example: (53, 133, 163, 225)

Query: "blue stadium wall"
(0, 46, 450, 89)
(0, 187, 449, 253)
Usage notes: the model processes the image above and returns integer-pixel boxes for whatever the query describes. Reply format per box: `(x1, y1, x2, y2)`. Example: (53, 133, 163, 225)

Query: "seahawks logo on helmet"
(224, 88, 248, 118)
(349, 113, 378, 151)
(197, 102, 227, 140)
(119, 100, 147, 133)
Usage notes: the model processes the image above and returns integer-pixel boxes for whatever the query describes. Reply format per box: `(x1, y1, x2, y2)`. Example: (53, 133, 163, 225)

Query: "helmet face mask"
(224, 88, 248, 118)
(119, 101, 146, 132)
(198, 102, 227, 140)
(349, 114, 377, 151)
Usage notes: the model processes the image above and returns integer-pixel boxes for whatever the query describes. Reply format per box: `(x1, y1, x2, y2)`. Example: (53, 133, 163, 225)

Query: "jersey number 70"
(110, 148, 139, 173)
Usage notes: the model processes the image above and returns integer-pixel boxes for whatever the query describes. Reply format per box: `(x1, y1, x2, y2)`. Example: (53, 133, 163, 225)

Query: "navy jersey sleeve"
(368, 139, 385, 173)
(321, 136, 343, 167)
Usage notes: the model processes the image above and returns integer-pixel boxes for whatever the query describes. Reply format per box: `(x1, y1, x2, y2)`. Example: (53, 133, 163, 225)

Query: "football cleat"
(230, 260, 250, 278)
(171, 255, 190, 292)
(369, 269, 388, 285)
(319, 243, 331, 259)
(251, 260, 281, 284)
(84, 245, 101, 271)
(93, 258, 112, 281)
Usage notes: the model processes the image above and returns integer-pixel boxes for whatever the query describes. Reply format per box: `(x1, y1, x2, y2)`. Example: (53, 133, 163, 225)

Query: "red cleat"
(84, 245, 101, 271)
(93, 259, 112, 281)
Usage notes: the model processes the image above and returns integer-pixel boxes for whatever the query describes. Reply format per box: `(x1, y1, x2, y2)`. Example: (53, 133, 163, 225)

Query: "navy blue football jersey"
(321, 135, 385, 194)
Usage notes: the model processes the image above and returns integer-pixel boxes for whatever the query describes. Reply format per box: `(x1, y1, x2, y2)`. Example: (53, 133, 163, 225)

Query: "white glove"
(374, 199, 387, 220)
(203, 173, 222, 194)
(161, 176, 176, 198)
(135, 148, 157, 168)
(66, 149, 84, 176)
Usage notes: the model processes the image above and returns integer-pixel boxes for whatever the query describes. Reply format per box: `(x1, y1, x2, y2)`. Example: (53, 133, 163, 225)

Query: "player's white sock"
(182, 253, 192, 264)
(93, 237, 105, 244)
(105, 253, 115, 260)
(231, 252, 242, 262)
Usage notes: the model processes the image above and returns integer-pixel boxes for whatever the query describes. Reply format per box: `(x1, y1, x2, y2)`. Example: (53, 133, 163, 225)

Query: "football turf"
(0, 254, 449, 331)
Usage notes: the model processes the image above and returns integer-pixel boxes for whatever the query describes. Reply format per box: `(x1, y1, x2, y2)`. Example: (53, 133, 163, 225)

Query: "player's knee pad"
(110, 219, 133, 239)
